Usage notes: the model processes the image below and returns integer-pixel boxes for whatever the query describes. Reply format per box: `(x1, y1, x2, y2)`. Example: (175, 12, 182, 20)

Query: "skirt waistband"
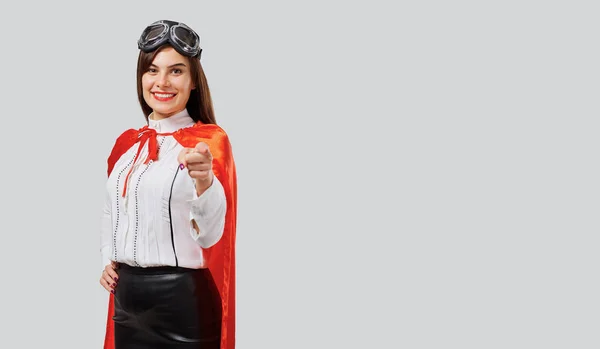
(117, 263, 204, 275)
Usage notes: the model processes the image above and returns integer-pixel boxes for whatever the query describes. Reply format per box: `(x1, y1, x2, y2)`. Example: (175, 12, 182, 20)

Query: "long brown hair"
(136, 44, 216, 124)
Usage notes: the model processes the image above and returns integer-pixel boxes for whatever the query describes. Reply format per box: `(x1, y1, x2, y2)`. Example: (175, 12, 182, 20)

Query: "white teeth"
(154, 93, 174, 98)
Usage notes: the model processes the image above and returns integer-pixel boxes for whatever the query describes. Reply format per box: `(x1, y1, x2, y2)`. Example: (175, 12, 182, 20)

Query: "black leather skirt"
(112, 263, 222, 349)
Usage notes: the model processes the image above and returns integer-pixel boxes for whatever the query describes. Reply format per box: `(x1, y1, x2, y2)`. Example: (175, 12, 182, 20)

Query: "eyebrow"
(149, 63, 188, 68)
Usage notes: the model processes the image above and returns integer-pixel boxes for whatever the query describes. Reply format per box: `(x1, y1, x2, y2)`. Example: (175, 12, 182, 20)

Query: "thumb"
(178, 148, 193, 169)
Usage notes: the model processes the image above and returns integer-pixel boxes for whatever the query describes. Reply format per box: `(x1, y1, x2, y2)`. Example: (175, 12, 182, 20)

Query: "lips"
(152, 92, 176, 102)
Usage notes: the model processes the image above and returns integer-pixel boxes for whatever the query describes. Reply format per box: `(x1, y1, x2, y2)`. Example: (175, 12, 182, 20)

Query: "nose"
(156, 72, 171, 88)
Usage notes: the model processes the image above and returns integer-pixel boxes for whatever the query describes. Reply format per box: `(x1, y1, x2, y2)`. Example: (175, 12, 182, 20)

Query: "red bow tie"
(121, 126, 175, 197)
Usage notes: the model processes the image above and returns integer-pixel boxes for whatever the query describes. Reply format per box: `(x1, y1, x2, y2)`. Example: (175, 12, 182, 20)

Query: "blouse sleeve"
(188, 175, 227, 248)
(100, 188, 113, 269)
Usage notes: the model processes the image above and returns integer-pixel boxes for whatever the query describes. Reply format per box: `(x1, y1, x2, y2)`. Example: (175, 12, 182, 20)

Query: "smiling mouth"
(152, 92, 176, 101)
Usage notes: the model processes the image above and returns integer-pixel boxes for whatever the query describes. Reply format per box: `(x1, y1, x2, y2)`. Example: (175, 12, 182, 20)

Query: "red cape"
(103, 122, 237, 349)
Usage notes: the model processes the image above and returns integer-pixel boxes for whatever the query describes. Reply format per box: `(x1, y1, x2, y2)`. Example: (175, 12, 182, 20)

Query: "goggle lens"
(172, 26, 199, 53)
(140, 24, 167, 45)
(174, 27, 195, 45)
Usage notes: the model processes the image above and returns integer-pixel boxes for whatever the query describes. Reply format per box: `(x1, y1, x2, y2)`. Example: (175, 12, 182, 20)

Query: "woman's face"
(142, 47, 195, 120)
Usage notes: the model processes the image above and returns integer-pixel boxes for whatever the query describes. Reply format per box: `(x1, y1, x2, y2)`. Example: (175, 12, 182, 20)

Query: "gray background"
(0, 0, 597, 348)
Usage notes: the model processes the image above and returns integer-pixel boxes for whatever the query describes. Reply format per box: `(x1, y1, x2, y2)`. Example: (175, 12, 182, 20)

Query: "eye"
(147, 68, 158, 73)
(171, 68, 182, 74)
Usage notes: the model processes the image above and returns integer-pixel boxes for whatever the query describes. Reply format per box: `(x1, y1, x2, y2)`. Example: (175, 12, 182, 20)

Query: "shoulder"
(106, 127, 141, 149)
(176, 123, 235, 160)
(179, 123, 232, 146)
(194, 123, 230, 138)
(106, 127, 143, 174)
(115, 126, 143, 141)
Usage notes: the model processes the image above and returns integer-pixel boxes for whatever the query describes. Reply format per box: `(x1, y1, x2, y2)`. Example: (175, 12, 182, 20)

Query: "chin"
(147, 107, 170, 118)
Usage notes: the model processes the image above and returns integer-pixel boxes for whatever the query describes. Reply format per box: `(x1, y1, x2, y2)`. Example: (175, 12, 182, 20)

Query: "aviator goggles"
(137, 20, 202, 59)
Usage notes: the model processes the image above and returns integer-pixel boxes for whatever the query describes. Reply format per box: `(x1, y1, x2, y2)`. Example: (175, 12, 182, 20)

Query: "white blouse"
(100, 109, 227, 269)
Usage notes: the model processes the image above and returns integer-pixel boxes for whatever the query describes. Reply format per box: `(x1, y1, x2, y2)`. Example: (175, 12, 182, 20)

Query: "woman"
(99, 20, 237, 349)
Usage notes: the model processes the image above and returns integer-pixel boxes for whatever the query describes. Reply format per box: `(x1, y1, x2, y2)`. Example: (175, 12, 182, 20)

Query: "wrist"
(195, 174, 214, 196)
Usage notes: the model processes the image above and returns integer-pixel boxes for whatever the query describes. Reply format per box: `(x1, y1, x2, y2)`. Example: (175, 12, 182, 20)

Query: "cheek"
(142, 76, 154, 91)
(181, 79, 194, 96)
(141, 77, 154, 105)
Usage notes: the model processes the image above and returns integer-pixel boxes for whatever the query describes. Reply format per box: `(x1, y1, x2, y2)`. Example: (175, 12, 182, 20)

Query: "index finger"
(194, 142, 212, 158)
